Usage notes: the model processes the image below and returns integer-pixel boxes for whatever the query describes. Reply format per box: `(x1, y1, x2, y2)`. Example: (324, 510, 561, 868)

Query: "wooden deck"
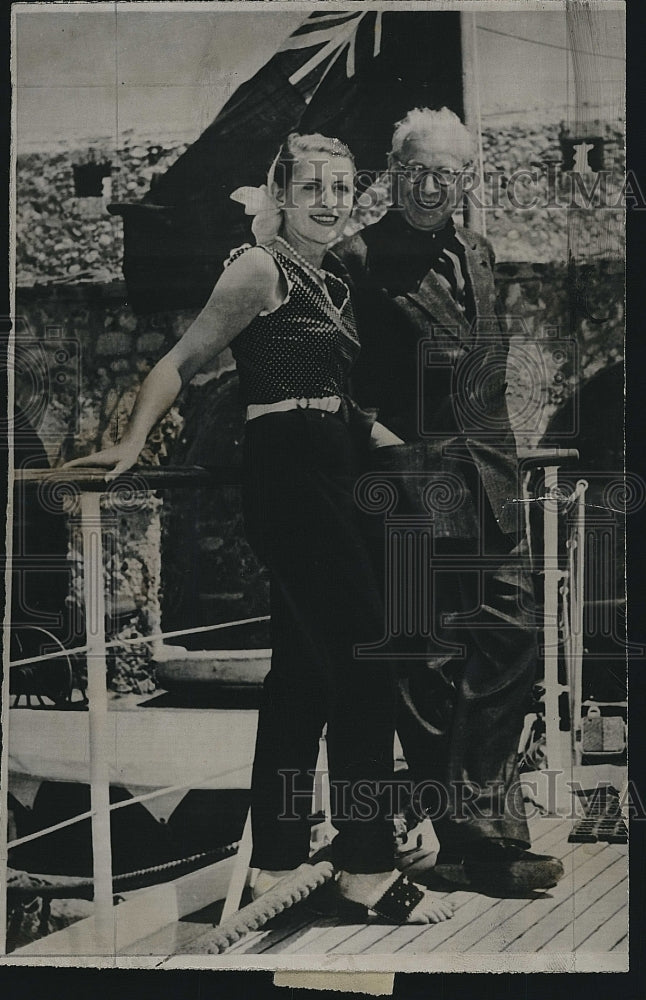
(223, 817, 627, 959)
(123, 768, 628, 967)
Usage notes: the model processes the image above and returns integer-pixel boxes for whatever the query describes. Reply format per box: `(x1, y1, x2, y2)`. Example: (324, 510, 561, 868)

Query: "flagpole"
(460, 12, 486, 236)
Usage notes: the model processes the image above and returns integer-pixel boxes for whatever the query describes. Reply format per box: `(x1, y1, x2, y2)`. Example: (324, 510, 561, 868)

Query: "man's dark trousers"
(338, 216, 540, 851)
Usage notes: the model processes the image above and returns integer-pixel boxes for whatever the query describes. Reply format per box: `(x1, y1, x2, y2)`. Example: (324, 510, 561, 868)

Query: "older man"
(338, 108, 563, 893)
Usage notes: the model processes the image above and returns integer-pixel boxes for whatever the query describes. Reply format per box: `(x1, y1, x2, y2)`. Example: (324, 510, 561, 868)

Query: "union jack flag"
(278, 10, 383, 93)
(111, 10, 463, 313)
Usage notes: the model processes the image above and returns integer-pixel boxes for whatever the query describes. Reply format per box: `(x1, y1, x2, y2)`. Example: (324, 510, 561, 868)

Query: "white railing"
(5, 466, 261, 955)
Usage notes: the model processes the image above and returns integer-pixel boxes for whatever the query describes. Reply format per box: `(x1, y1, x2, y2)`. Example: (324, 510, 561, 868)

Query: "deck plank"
(578, 906, 629, 952)
(252, 914, 330, 955)
(120, 900, 225, 957)
(364, 817, 570, 952)
(503, 854, 627, 953)
(121, 916, 213, 957)
(335, 823, 567, 957)
(356, 817, 575, 956)
(463, 836, 618, 955)
(449, 842, 607, 954)
(275, 920, 370, 955)
(225, 911, 322, 955)
(542, 878, 628, 952)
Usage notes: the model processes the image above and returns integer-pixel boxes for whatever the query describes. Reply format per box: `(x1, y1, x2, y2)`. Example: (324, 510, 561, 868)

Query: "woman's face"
(277, 152, 355, 248)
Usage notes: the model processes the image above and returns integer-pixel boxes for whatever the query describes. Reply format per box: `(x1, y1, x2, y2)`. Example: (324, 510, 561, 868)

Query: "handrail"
(13, 464, 243, 490)
(517, 447, 580, 469)
(14, 453, 580, 488)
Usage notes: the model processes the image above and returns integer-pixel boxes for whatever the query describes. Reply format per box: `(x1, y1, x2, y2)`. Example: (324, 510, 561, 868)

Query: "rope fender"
(182, 859, 336, 955)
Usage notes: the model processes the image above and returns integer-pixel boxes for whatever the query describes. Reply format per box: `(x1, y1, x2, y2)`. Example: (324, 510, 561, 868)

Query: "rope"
(8, 615, 270, 669)
(7, 842, 239, 900)
(180, 857, 335, 955)
(8, 851, 337, 961)
(477, 24, 624, 60)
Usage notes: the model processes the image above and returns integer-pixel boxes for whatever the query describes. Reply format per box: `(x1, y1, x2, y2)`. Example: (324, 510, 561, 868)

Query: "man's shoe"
(434, 842, 565, 894)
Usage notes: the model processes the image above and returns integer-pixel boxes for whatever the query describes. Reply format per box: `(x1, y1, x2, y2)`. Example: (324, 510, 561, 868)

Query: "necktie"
(431, 248, 466, 312)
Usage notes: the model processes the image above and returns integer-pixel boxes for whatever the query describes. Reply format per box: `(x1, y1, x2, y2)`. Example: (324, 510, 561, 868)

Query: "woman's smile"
(310, 212, 340, 227)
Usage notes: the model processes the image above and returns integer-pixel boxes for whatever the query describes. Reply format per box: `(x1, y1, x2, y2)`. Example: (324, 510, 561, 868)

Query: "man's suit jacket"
(337, 218, 521, 539)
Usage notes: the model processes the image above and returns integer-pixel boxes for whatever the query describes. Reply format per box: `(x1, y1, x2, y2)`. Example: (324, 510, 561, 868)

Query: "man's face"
(391, 131, 470, 232)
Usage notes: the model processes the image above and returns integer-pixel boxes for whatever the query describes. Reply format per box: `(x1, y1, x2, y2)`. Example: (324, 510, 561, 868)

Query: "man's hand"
(394, 816, 440, 874)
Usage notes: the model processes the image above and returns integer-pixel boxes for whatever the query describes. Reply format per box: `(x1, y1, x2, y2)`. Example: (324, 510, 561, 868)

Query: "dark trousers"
(357, 446, 538, 852)
(394, 537, 537, 850)
(242, 409, 396, 873)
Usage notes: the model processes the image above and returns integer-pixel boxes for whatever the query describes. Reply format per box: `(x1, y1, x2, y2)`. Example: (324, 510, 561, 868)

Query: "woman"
(67, 133, 452, 925)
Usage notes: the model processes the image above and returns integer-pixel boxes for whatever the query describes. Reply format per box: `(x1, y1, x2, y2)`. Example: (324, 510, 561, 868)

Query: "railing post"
(569, 480, 588, 763)
(542, 465, 563, 774)
(80, 489, 115, 955)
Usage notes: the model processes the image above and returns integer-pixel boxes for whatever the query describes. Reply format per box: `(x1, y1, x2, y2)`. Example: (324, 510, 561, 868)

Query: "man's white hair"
(391, 107, 474, 163)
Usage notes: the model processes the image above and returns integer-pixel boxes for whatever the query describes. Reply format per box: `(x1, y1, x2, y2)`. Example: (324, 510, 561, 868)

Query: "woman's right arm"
(64, 247, 281, 476)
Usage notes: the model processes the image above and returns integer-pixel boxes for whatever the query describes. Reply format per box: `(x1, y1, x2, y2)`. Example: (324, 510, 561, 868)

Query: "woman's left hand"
(62, 440, 145, 480)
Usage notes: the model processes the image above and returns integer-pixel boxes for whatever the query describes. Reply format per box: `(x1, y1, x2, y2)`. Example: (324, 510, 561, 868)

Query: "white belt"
(246, 396, 342, 422)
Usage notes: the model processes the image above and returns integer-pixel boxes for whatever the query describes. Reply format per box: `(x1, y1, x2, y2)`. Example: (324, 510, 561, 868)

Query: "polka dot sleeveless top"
(226, 242, 360, 406)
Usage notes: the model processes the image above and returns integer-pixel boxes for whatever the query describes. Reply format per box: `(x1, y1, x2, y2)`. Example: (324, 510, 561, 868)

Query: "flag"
(110, 10, 464, 313)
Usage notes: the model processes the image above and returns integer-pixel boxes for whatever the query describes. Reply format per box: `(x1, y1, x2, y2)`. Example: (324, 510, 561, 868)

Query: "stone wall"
(15, 121, 624, 288)
(496, 259, 624, 447)
(16, 132, 190, 287)
(479, 119, 624, 263)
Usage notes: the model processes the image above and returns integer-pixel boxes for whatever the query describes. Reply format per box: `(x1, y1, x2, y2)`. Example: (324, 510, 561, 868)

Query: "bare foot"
(337, 870, 454, 924)
(251, 868, 299, 901)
